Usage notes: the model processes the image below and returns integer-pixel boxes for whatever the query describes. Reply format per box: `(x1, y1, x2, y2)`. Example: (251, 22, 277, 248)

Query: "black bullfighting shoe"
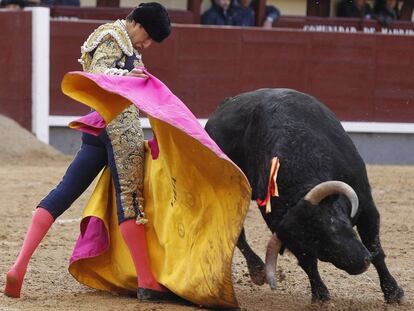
(137, 288, 184, 303)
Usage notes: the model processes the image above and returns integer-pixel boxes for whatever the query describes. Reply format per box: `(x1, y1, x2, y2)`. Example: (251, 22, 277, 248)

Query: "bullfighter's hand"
(126, 68, 148, 79)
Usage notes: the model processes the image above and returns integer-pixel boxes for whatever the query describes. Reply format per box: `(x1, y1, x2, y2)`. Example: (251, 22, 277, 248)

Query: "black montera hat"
(132, 2, 171, 43)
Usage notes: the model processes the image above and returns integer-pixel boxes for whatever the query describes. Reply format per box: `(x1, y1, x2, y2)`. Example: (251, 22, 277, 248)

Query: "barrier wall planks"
(49, 20, 97, 116)
(47, 22, 414, 122)
(0, 11, 32, 129)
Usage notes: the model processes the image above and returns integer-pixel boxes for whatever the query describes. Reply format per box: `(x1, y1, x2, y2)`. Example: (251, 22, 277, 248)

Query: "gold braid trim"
(81, 20, 133, 55)
(106, 105, 147, 225)
(78, 20, 136, 73)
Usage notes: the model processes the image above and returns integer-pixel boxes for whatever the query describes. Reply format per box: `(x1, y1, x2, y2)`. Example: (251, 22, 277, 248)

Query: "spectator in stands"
(233, 0, 255, 26)
(232, 0, 280, 28)
(0, 0, 27, 8)
(0, 0, 42, 9)
(201, 0, 238, 25)
(373, 0, 399, 25)
(337, 0, 372, 19)
(262, 4, 280, 28)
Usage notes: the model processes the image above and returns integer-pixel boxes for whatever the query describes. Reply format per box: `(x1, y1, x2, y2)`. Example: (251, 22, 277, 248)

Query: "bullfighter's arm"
(88, 36, 128, 75)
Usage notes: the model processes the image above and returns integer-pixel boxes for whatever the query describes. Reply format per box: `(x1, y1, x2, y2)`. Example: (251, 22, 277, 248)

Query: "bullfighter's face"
(277, 198, 372, 275)
(126, 21, 153, 51)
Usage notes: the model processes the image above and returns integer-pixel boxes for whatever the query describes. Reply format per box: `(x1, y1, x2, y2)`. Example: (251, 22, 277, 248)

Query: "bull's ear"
(329, 194, 358, 220)
(317, 194, 340, 206)
(284, 201, 313, 223)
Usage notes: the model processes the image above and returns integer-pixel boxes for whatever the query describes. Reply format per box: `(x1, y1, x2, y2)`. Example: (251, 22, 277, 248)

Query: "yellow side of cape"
(63, 74, 251, 308)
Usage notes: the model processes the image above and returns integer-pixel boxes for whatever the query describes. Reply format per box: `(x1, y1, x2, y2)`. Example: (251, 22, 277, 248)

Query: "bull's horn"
(265, 233, 282, 290)
(304, 181, 359, 218)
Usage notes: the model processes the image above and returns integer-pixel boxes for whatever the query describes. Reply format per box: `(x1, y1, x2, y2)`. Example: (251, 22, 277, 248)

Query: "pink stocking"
(119, 219, 166, 292)
(5, 208, 54, 298)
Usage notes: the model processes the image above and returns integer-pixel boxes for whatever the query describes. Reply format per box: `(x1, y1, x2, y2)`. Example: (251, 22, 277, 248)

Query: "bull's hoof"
(311, 287, 330, 303)
(249, 266, 266, 285)
(266, 276, 277, 290)
(384, 286, 405, 304)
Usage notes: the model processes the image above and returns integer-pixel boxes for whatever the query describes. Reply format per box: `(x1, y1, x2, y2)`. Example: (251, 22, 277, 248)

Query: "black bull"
(205, 88, 404, 303)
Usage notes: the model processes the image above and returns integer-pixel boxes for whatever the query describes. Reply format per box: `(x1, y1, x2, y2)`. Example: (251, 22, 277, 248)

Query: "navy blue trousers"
(39, 131, 130, 224)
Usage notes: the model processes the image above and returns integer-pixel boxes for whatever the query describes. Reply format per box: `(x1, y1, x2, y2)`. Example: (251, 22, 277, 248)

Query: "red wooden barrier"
(49, 20, 96, 116)
(0, 11, 32, 129)
(49, 22, 414, 122)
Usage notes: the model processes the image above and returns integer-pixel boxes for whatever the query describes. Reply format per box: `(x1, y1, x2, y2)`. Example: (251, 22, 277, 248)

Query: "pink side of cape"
(70, 217, 108, 264)
(69, 69, 227, 160)
(70, 111, 107, 135)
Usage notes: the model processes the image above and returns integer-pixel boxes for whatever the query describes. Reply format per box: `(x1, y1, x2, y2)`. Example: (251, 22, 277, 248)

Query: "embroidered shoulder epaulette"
(80, 20, 133, 57)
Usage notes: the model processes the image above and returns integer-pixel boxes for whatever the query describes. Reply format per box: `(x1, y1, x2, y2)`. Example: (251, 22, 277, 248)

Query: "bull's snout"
(347, 253, 372, 275)
(362, 254, 372, 270)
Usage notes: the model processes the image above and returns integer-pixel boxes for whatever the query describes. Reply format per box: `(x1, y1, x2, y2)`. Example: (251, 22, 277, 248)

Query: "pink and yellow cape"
(61, 70, 251, 308)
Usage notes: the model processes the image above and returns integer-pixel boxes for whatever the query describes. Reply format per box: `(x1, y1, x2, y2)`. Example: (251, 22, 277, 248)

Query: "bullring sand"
(0, 114, 413, 311)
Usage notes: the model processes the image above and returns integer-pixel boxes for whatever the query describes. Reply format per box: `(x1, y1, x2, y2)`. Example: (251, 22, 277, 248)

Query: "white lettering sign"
(380, 28, 414, 36)
(303, 25, 414, 36)
(303, 25, 357, 33)
(363, 27, 376, 33)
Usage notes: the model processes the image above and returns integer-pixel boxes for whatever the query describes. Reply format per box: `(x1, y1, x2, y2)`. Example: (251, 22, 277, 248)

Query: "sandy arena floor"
(0, 161, 413, 311)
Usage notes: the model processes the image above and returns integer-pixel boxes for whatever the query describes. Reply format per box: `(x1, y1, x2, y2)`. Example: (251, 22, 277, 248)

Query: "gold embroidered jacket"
(78, 19, 144, 75)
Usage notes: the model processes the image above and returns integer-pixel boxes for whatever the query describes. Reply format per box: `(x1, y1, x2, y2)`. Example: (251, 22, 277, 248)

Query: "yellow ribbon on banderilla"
(256, 157, 280, 214)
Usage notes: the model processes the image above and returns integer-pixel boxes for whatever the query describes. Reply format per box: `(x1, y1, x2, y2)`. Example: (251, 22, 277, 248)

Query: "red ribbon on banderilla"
(256, 157, 280, 214)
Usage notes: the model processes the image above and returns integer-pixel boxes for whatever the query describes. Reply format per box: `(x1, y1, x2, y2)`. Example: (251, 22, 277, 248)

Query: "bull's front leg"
(298, 255, 330, 302)
(356, 206, 404, 303)
(237, 228, 266, 285)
